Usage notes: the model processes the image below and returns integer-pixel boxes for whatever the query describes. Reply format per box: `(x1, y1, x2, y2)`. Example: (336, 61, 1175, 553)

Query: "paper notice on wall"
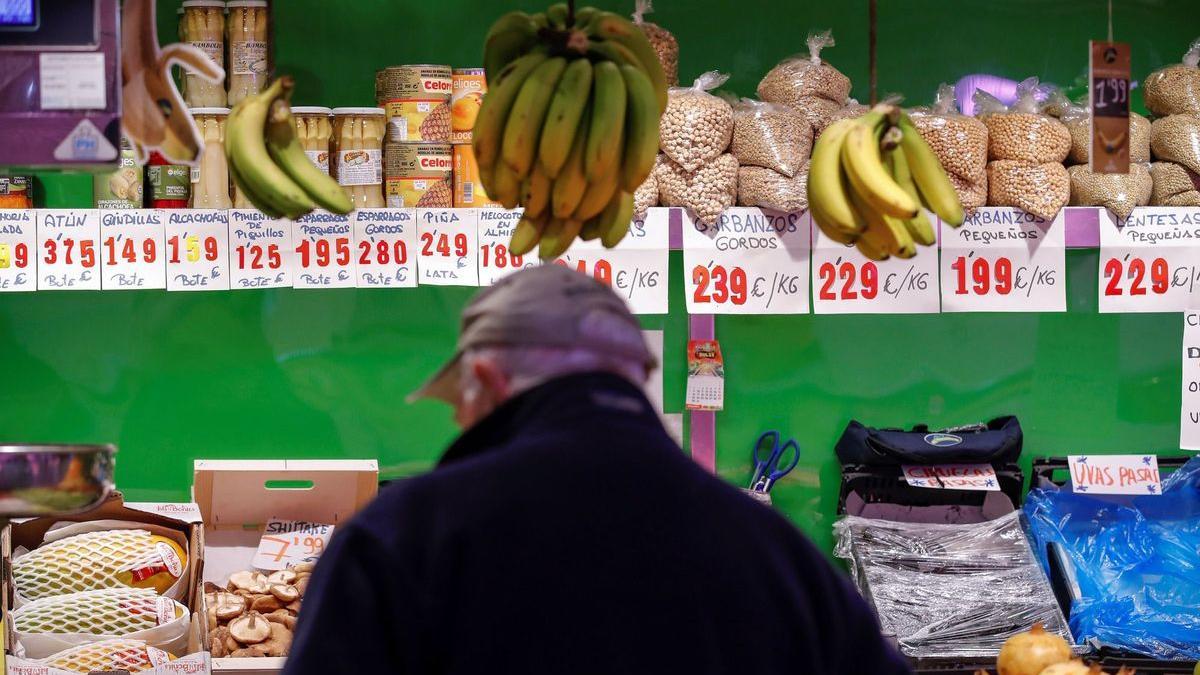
(1181, 311, 1200, 450)
(901, 464, 1000, 491)
(1067, 455, 1162, 495)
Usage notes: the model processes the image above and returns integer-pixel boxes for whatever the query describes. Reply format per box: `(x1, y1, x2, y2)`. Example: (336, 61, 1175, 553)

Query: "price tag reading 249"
(1098, 207, 1200, 313)
(294, 211, 355, 289)
(939, 207, 1066, 312)
(229, 209, 293, 289)
(811, 213, 939, 314)
(417, 208, 479, 286)
(682, 207, 810, 315)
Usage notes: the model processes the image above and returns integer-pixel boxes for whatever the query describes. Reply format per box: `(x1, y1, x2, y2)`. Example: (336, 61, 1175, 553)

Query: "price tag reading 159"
(165, 210, 230, 291)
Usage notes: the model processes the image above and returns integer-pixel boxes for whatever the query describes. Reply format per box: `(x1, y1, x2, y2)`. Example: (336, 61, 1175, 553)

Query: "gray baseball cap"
(408, 264, 656, 404)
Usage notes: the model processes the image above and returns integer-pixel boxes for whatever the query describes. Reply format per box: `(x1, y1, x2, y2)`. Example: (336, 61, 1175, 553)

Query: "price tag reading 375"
(251, 517, 335, 571)
(940, 207, 1066, 312)
(1099, 207, 1200, 313)
(682, 208, 810, 314)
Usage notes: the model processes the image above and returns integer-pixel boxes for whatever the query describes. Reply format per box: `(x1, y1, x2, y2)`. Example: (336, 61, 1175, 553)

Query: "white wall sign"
(940, 207, 1065, 312)
(1182, 310, 1200, 451)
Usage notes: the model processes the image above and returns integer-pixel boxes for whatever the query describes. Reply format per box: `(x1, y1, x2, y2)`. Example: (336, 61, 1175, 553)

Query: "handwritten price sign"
(1067, 455, 1162, 495)
(811, 213, 939, 314)
(1099, 207, 1200, 313)
(417, 208, 479, 286)
(251, 518, 335, 571)
(0, 209, 36, 292)
(229, 210, 293, 289)
(477, 208, 535, 286)
(354, 208, 417, 288)
(294, 211, 355, 289)
(682, 207, 810, 314)
(901, 464, 1000, 492)
(165, 210, 229, 291)
(551, 207, 669, 314)
(99, 210, 166, 290)
(37, 209, 100, 290)
(940, 207, 1065, 312)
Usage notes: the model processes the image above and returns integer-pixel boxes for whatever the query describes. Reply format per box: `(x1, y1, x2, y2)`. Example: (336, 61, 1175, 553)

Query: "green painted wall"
(7, 1, 1199, 551)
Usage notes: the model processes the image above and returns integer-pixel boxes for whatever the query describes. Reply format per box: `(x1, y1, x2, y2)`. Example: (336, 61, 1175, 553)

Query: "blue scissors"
(749, 430, 800, 493)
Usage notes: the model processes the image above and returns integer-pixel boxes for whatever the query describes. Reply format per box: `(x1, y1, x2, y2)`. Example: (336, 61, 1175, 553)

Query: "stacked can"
(381, 65, 453, 207)
(450, 68, 499, 208)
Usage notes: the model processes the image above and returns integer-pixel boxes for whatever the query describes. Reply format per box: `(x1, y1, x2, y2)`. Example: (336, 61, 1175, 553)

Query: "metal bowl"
(0, 444, 115, 517)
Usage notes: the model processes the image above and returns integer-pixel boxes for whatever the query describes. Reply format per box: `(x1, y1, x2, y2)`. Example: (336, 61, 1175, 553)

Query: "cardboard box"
(2, 492, 210, 674)
(192, 460, 378, 674)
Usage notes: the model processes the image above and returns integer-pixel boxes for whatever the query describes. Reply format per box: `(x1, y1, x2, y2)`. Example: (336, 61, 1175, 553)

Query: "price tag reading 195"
(99, 209, 166, 290)
(354, 208, 417, 288)
(477, 208, 534, 286)
(811, 213, 940, 314)
(1098, 207, 1200, 312)
(294, 211, 355, 289)
(165, 210, 230, 291)
(417, 208, 479, 286)
(229, 209, 293, 289)
(0, 209, 36, 292)
(37, 209, 101, 290)
(682, 208, 810, 315)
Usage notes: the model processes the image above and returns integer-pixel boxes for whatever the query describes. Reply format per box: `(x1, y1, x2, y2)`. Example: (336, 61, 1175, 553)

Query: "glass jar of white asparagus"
(291, 107, 334, 175)
(180, 0, 226, 107)
(331, 107, 387, 209)
(226, 0, 270, 106)
(190, 108, 233, 209)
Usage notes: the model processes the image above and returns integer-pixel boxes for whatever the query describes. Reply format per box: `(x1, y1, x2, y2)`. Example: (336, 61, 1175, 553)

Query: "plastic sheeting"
(1024, 456, 1200, 660)
(834, 511, 1073, 658)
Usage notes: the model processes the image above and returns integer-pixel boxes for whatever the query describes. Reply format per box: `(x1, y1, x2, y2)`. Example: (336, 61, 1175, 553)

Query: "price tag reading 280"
(354, 208, 417, 288)
(37, 209, 101, 290)
(939, 207, 1066, 312)
(294, 210, 355, 288)
(229, 209, 293, 289)
(1099, 207, 1200, 313)
(417, 208, 479, 286)
(682, 207, 810, 314)
(811, 213, 939, 314)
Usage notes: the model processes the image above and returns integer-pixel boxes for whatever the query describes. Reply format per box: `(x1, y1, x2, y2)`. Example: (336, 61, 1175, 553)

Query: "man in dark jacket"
(285, 265, 910, 675)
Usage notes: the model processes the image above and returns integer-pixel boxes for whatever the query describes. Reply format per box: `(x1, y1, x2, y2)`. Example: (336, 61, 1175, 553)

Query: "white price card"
(551, 208, 670, 314)
(354, 208, 417, 288)
(811, 213, 940, 314)
(477, 208, 536, 286)
(417, 208, 479, 286)
(98, 209, 166, 290)
(1099, 207, 1200, 313)
(251, 517, 335, 571)
(1182, 311, 1200, 450)
(940, 207, 1065, 312)
(901, 464, 1001, 491)
(37, 209, 100, 290)
(1067, 455, 1162, 495)
(293, 210, 355, 289)
(229, 210, 293, 289)
(165, 210, 230, 291)
(682, 208, 810, 314)
(0, 209, 36, 292)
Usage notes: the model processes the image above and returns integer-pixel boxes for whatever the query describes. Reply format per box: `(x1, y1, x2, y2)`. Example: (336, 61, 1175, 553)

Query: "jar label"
(148, 165, 190, 200)
(190, 39, 224, 67)
(306, 149, 330, 173)
(336, 148, 382, 186)
(231, 40, 267, 75)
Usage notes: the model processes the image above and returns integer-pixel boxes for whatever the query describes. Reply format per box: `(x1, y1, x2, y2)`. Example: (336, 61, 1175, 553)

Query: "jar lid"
(190, 107, 231, 115)
(291, 106, 333, 116)
(182, 0, 226, 7)
(225, 0, 268, 7)
(332, 107, 386, 116)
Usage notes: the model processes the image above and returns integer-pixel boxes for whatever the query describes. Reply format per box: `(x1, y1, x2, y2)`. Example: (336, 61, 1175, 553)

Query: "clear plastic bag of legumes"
(729, 98, 811, 178)
(1150, 113, 1200, 176)
(1068, 163, 1152, 220)
(631, 0, 679, 86)
(660, 71, 733, 172)
(756, 30, 851, 109)
(1143, 37, 1200, 117)
(974, 78, 1070, 164)
(911, 83, 988, 184)
(1055, 92, 1152, 165)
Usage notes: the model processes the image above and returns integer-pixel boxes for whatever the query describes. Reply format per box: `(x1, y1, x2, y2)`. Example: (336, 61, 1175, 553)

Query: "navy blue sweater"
(284, 372, 910, 674)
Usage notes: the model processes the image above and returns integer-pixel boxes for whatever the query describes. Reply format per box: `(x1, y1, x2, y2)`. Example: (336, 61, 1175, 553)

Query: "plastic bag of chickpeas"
(974, 78, 1070, 164)
(1143, 37, 1200, 117)
(729, 98, 811, 178)
(910, 83, 988, 209)
(659, 71, 734, 172)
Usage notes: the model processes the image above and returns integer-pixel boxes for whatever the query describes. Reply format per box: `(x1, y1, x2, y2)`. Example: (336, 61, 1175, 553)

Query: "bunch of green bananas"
(226, 76, 353, 219)
(808, 104, 965, 260)
(475, 3, 667, 259)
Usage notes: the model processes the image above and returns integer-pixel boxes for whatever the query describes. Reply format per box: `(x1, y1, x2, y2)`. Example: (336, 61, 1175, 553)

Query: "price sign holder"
(293, 210, 356, 289)
(1089, 40, 1131, 174)
(1098, 207, 1200, 313)
(552, 207, 669, 315)
(354, 208, 417, 288)
(477, 208, 535, 286)
(37, 209, 101, 290)
(165, 210, 230, 291)
(0, 209, 36, 292)
(417, 208, 479, 286)
(940, 207, 1066, 312)
(99, 210, 167, 290)
(682, 207, 810, 315)
(229, 210, 294, 289)
(811, 213, 940, 314)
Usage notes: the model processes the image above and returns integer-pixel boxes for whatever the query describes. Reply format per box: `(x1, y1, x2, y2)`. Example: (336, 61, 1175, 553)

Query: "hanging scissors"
(749, 430, 800, 493)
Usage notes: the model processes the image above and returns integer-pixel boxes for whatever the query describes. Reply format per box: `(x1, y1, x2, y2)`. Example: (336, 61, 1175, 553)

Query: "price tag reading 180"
(0, 209, 36, 292)
(417, 208, 479, 286)
(811, 213, 940, 314)
(37, 209, 101, 290)
(99, 209, 166, 290)
(477, 208, 535, 286)
(940, 207, 1065, 312)
(165, 210, 230, 291)
(229, 209, 293, 289)
(354, 208, 417, 288)
(682, 207, 810, 315)
(294, 210, 355, 289)
(551, 207, 669, 314)
(1099, 207, 1200, 313)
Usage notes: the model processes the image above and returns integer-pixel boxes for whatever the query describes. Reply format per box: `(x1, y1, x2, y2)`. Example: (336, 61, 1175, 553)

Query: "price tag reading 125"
(417, 208, 479, 286)
(811, 212, 940, 314)
(939, 207, 1066, 312)
(294, 210, 355, 289)
(682, 207, 810, 314)
(477, 208, 535, 286)
(99, 209, 166, 290)
(354, 208, 417, 288)
(165, 210, 230, 291)
(551, 207, 669, 314)
(0, 209, 36, 292)
(229, 209, 293, 289)
(37, 209, 101, 290)
(251, 517, 335, 571)
(1099, 207, 1200, 313)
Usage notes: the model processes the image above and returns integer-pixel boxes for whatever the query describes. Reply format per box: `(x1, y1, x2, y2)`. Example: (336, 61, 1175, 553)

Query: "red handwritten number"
(43, 239, 56, 265)
(691, 265, 747, 305)
(860, 262, 879, 299)
(481, 244, 523, 269)
(818, 262, 836, 300)
(358, 240, 408, 265)
(950, 256, 1012, 296)
(11, 243, 28, 268)
(1103, 258, 1122, 296)
(818, 262, 878, 301)
(236, 244, 282, 270)
(420, 232, 470, 257)
(1104, 257, 1170, 297)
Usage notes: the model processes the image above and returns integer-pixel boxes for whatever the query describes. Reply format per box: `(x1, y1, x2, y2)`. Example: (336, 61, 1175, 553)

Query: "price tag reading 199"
(939, 208, 1065, 312)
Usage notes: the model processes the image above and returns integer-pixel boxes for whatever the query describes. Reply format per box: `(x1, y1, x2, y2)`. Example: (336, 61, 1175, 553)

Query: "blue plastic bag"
(1024, 456, 1200, 660)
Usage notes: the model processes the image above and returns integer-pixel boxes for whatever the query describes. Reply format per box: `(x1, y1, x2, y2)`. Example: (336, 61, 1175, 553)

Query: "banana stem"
(567, 0, 575, 27)
(880, 126, 903, 151)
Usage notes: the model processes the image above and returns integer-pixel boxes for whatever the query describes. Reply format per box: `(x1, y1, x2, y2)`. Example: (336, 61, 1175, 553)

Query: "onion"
(1037, 661, 1092, 675)
(997, 623, 1072, 675)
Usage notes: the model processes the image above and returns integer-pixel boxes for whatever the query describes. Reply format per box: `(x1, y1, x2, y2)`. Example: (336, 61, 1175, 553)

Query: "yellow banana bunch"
(476, 3, 667, 259)
(807, 103, 964, 260)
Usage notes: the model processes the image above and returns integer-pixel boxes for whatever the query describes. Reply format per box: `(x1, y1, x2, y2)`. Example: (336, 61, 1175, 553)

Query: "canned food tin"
(381, 65, 452, 100)
(453, 144, 499, 208)
(385, 139, 452, 208)
(451, 68, 487, 144)
(383, 99, 451, 142)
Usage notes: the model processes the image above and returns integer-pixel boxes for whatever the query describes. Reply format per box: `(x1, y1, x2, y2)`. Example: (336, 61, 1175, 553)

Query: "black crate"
(838, 463, 1024, 520)
(1030, 455, 1192, 490)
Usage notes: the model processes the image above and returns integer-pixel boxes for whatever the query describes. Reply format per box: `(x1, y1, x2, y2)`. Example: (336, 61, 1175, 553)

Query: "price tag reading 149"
(99, 210, 166, 290)
(251, 517, 335, 571)
(1098, 207, 1200, 313)
(682, 208, 810, 315)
